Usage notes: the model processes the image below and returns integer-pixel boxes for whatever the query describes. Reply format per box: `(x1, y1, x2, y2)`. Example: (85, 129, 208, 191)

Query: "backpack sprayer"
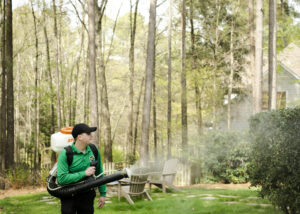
(46, 127, 129, 198)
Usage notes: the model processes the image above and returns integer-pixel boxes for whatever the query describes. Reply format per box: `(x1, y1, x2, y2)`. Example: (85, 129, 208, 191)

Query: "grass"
(0, 187, 283, 214)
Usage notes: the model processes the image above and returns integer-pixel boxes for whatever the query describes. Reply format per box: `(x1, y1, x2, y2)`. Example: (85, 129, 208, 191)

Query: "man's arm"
(57, 150, 87, 185)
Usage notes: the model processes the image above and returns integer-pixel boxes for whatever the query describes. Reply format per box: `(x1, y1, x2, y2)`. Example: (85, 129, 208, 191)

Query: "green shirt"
(57, 142, 107, 197)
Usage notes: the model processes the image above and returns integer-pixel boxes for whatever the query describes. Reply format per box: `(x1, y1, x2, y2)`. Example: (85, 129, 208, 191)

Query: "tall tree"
(254, 0, 264, 113)
(52, 0, 61, 130)
(5, 0, 13, 169)
(0, 0, 6, 170)
(141, 0, 156, 165)
(43, 0, 56, 164)
(189, 0, 203, 139)
(152, 46, 157, 160)
(126, 0, 139, 163)
(133, 77, 144, 160)
(96, 0, 113, 162)
(167, 0, 172, 158)
(268, 0, 277, 110)
(30, 0, 40, 170)
(227, 0, 240, 130)
(88, 0, 99, 146)
(181, 0, 188, 156)
(249, 0, 256, 114)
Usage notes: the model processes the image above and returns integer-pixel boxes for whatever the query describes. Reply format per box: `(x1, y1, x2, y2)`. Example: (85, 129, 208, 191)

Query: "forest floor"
(0, 183, 251, 199)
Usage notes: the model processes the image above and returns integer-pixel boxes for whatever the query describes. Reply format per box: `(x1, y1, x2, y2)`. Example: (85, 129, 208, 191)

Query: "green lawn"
(0, 188, 282, 214)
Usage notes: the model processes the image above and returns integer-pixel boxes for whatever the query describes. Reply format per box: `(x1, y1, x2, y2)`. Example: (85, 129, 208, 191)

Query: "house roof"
(278, 43, 300, 80)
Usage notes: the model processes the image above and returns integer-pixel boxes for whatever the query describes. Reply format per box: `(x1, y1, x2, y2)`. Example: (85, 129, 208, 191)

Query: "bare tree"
(268, 0, 277, 110)
(167, 0, 172, 158)
(126, 0, 139, 163)
(189, 0, 203, 140)
(133, 77, 144, 160)
(141, 0, 156, 165)
(88, 0, 99, 146)
(52, 0, 61, 129)
(152, 48, 157, 160)
(181, 0, 188, 155)
(227, 0, 240, 130)
(249, 0, 256, 114)
(0, 0, 6, 170)
(42, 0, 56, 164)
(254, 0, 264, 113)
(30, 0, 40, 170)
(5, 0, 13, 169)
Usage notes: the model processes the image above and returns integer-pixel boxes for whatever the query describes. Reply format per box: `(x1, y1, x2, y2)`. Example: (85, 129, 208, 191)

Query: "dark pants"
(60, 190, 96, 214)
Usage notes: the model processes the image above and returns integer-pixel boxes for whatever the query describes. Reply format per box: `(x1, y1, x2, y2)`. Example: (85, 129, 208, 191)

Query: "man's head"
(72, 123, 97, 142)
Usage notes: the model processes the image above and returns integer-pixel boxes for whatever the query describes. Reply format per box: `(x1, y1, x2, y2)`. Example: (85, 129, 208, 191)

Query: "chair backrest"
(129, 174, 149, 195)
(162, 159, 178, 183)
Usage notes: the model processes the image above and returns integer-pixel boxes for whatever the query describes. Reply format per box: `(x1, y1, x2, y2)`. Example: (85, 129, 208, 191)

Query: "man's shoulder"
(57, 148, 67, 161)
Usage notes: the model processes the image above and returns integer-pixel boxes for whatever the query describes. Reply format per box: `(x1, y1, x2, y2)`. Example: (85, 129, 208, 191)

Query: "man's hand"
(98, 196, 105, 209)
(85, 166, 96, 176)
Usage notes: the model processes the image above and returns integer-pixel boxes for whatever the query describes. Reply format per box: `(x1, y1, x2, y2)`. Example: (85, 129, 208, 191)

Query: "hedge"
(248, 107, 300, 214)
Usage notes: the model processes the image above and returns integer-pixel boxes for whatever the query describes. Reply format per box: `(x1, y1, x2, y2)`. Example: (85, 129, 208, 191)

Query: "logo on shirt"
(89, 155, 95, 161)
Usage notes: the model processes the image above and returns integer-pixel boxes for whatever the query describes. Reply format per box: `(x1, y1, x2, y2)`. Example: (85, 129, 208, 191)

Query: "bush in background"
(248, 107, 300, 214)
(199, 131, 250, 184)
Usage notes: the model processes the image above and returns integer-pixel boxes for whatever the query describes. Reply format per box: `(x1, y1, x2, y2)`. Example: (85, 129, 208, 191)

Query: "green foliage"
(112, 149, 125, 163)
(5, 164, 48, 188)
(200, 131, 250, 184)
(248, 107, 300, 214)
(5, 165, 32, 189)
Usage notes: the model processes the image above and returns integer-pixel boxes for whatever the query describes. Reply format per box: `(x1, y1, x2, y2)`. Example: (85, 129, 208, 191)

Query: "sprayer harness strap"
(64, 144, 98, 166)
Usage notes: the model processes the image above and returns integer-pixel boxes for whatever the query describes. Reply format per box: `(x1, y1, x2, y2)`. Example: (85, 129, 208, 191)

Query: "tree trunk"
(167, 0, 172, 159)
(15, 54, 20, 164)
(228, 22, 234, 130)
(213, 1, 221, 129)
(43, 1, 56, 164)
(181, 0, 188, 156)
(152, 54, 157, 160)
(96, 0, 112, 162)
(5, 0, 13, 169)
(99, 67, 112, 162)
(126, 0, 139, 164)
(88, 0, 99, 147)
(189, 0, 203, 139)
(52, 0, 61, 130)
(228, 1, 239, 130)
(268, 0, 277, 110)
(141, 0, 156, 165)
(133, 77, 144, 160)
(0, 0, 6, 171)
(72, 24, 85, 125)
(31, 0, 40, 170)
(249, 0, 256, 114)
(255, 0, 264, 113)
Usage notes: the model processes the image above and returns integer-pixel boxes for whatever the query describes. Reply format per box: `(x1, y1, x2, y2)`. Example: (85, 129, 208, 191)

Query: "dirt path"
(0, 187, 46, 199)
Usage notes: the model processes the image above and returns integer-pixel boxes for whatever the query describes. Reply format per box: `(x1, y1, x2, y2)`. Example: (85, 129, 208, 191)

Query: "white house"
(218, 43, 300, 130)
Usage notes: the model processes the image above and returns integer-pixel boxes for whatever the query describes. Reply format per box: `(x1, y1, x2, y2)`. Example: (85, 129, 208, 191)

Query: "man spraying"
(57, 123, 106, 214)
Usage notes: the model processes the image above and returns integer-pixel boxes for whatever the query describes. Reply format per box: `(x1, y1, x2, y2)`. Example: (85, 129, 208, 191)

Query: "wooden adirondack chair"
(148, 159, 181, 193)
(118, 173, 152, 204)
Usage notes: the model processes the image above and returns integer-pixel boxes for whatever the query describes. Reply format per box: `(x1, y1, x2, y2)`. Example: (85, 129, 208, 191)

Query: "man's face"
(78, 132, 92, 144)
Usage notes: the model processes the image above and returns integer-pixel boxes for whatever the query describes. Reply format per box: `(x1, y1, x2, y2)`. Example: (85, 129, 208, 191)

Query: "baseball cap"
(71, 123, 97, 138)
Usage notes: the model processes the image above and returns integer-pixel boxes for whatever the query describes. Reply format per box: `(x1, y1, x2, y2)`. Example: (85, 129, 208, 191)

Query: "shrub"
(248, 107, 300, 214)
(201, 131, 250, 184)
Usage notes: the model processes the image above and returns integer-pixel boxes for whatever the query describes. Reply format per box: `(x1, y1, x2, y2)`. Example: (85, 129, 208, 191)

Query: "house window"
(262, 91, 286, 110)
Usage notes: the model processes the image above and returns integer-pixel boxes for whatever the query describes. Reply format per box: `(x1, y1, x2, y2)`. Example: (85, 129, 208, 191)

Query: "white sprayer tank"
(51, 127, 74, 153)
